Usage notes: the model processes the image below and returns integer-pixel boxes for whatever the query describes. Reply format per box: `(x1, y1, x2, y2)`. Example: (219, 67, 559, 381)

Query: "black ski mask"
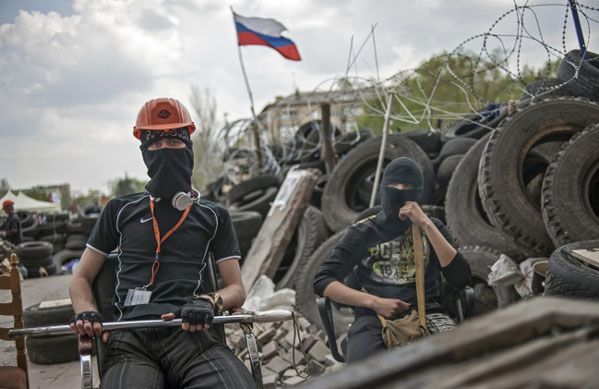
(140, 129, 194, 199)
(376, 157, 423, 240)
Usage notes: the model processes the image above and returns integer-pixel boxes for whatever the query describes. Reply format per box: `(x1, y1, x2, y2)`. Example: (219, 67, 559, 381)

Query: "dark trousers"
(346, 312, 456, 364)
(346, 315, 386, 364)
(101, 327, 255, 389)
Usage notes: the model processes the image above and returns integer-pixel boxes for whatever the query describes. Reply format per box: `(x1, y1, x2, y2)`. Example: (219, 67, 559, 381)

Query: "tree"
(0, 179, 9, 197)
(357, 50, 559, 133)
(108, 173, 146, 197)
(73, 189, 103, 208)
(189, 85, 225, 191)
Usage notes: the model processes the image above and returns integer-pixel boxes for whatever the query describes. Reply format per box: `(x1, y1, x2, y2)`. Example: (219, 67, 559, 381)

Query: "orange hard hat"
(2, 200, 14, 209)
(133, 98, 196, 139)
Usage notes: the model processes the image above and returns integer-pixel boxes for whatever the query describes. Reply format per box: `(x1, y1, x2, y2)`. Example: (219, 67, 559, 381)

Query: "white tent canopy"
(0, 190, 61, 213)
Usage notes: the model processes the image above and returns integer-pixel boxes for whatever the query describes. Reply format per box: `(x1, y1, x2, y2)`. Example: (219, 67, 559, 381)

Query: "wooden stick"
(412, 226, 426, 328)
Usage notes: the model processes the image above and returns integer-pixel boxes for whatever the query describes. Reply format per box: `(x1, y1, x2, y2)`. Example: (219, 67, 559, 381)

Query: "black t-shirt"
(2, 214, 22, 246)
(87, 193, 241, 320)
(313, 216, 471, 314)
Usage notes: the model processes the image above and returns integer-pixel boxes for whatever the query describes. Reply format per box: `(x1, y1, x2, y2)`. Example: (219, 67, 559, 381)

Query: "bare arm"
(160, 258, 246, 331)
(421, 219, 457, 267)
(323, 281, 410, 319)
(215, 258, 246, 310)
(68, 247, 107, 340)
(400, 201, 457, 267)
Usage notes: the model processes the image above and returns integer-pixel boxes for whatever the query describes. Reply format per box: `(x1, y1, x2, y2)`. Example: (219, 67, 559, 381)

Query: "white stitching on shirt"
(114, 194, 150, 321)
(193, 203, 219, 296)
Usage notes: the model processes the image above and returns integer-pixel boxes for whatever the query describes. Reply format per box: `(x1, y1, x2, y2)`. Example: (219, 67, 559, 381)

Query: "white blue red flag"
(234, 13, 301, 61)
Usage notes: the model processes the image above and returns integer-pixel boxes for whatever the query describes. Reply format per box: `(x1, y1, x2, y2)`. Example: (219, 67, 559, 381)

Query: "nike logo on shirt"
(140, 217, 153, 223)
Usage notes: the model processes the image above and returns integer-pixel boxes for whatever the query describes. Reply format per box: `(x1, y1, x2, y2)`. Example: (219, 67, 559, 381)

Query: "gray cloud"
(0, 0, 594, 192)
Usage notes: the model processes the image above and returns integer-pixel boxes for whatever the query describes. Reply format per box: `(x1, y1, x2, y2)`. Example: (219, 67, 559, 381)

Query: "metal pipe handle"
(9, 310, 293, 337)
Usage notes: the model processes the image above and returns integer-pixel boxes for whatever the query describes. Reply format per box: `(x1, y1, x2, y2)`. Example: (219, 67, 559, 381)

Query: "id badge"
(124, 288, 152, 306)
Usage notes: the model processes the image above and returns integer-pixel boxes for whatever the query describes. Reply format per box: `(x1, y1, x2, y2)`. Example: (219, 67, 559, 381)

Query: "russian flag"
(234, 13, 301, 61)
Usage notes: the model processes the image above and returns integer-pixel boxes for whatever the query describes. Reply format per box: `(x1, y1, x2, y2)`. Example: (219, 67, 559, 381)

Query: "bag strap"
(412, 226, 427, 328)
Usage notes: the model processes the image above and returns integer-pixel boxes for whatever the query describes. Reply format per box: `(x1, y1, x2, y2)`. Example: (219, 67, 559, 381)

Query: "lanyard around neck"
(145, 198, 191, 288)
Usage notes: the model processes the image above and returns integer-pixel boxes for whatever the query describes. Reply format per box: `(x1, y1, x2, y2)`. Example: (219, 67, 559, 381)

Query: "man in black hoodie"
(68, 98, 254, 388)
(314, 157, 471, 363)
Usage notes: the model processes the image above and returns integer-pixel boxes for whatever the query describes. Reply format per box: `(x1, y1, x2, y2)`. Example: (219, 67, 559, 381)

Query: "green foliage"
(357, 51, 559, 133)
(189, 85, 225, 191)
(21, 187, 53, 202)
(0, 179, 9, 197)
(73, 189, 103, 208)
(109, 174, 146, 197)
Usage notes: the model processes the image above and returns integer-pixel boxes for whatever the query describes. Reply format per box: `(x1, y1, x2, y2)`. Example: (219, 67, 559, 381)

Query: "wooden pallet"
(304, 297, 599, 389)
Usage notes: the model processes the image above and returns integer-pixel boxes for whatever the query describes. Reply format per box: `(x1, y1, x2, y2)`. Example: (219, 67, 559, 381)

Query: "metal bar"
(10, 310, 293, 337)
(369, 92, 394, 207)
(568, 0, 587, 56)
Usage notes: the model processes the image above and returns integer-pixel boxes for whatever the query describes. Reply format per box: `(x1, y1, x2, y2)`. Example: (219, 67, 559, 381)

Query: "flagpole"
(231, 6, 263, 168)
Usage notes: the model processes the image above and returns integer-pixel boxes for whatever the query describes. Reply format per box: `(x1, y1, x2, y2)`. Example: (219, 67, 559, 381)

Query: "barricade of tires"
(209, 49, 599, 328)
(15, 241, 57, 277)
(23, 303, 78, 364)
(11, 213, 98, 276)
(544, 240, 599, 299)
(52, 216, 98, 271)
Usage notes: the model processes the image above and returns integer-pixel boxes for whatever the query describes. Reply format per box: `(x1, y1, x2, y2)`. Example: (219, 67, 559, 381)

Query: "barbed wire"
(201, 1, 597, 187)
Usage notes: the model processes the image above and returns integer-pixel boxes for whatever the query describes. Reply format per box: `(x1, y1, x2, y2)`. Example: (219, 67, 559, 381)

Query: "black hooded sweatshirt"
(313, 158, 471, 314)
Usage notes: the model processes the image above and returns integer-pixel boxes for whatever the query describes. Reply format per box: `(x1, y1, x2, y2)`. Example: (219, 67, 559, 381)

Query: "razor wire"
(204, 0, 598, 191)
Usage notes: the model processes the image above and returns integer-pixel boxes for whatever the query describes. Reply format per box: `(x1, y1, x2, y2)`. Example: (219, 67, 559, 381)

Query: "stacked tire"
(544, 240, 599, 299)
(53, 216, 98, 270)
(15, 241, 58, 277)
(227, 175, 280, 219)
(321, 134, 436, 232)
(477, 98, 599, 258)
(24, 303, 78, 364)
(230, 210, 263, 260)
(208, 49, 599, 334)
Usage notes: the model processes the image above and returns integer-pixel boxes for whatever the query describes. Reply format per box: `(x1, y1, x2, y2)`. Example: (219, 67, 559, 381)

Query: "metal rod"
(369, 92, 394, 207)
(9, 310, 293, 337)
(371, 24, 380, 82)
(568, 0, 587, 56)
(231, 6, 263, 168)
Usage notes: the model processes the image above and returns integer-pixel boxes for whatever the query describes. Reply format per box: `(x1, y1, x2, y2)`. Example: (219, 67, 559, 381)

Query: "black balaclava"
(376, 157, 424, 240)
(140, 128, 194, 199)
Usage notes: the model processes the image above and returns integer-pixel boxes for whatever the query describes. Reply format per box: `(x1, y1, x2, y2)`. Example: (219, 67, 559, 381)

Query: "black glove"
(176, 296, 214, 326)
(70, 311, 105, 326)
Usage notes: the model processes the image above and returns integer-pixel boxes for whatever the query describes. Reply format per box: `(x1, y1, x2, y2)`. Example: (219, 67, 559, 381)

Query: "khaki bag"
(376, 226, 429, 349)
(377, 310, 429, 348)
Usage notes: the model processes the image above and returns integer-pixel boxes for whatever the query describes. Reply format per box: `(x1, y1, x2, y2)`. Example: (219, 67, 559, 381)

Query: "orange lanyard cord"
(146, 198, 191, 287)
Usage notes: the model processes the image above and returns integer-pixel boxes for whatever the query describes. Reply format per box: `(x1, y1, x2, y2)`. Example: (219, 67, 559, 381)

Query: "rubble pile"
(225, 314, 344, 388)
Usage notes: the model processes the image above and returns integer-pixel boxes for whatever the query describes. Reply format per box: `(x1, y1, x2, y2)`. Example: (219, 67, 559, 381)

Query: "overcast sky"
(0, 0, 593, 194)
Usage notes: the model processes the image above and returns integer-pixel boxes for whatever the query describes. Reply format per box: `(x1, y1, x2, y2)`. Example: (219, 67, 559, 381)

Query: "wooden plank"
(0, 275, 10, 290)
(302, 297, 599, 389)
(0, 302, 13, 316)
(384, 328, 598, 388)
(241, 168, 320, 288)
(320, 103, 337, 174)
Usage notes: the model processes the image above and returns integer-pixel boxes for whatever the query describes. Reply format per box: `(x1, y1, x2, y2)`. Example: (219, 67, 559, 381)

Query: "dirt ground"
(1, 273, 100, 388)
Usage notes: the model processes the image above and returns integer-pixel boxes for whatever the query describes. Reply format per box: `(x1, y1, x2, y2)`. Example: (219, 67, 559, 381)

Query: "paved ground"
(1, 273, 100, 388)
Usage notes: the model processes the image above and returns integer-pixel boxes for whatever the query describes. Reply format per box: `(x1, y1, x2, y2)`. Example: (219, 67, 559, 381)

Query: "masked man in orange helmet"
(69, 98, 254, 388)
(1, 200, 22, 246)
